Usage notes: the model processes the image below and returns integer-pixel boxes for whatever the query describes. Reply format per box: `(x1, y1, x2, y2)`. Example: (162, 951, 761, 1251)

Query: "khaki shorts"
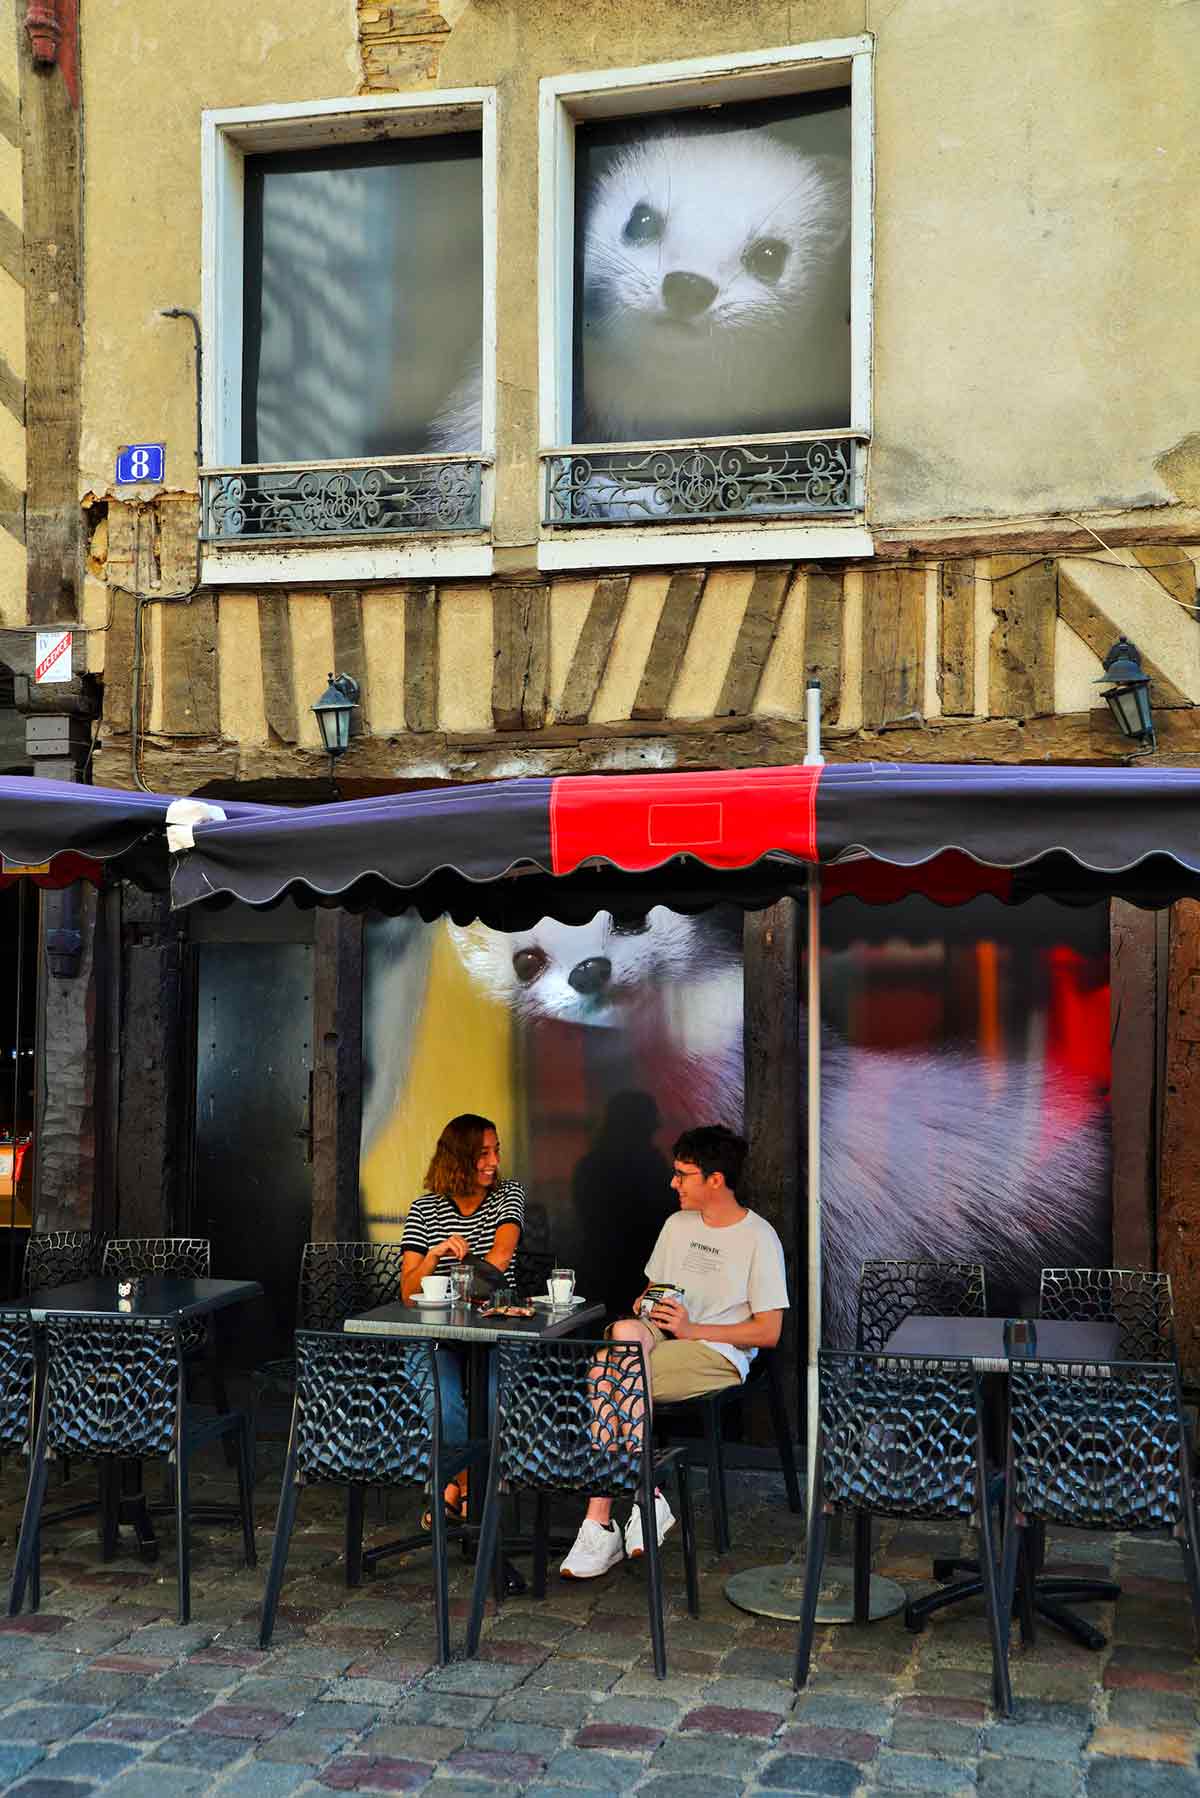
(638, 1322, 742, 1403)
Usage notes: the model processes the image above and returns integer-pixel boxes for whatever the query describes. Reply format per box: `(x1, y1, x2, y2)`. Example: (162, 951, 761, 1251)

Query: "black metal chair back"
(464, 1338, 698, 1679)
(856, 1259, 987, 1354)
(298, 1241, 405, 1333)
(24, 1231, 103, 1293)
(259, 1331, 452, 1662)
(102, 1237, 212, 1358)
(795, 1350, 1010, 1715)
(1038, 1267, 1175, 1362)
(0, 1308, 35, 1456)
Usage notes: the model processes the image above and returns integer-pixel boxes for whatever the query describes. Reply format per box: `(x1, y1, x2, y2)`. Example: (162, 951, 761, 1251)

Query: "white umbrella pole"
(725, 682, 905, 1623)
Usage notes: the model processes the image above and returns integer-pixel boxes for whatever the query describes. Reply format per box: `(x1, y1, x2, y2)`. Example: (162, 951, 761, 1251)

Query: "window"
(538, 41, 873, 566)
(201, 91, 496, 583)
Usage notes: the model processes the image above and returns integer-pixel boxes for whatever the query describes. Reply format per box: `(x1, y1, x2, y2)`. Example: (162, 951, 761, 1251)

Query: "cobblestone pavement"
(0, 1444, 1194, 1796)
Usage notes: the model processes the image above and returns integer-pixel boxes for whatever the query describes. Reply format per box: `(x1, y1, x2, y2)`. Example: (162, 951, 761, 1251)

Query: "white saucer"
(412, 1293, 453, 1308)
(531, 1293, 585, 1310)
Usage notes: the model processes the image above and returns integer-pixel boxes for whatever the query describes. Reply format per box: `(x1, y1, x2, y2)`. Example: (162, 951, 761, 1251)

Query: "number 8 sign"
(115, 443, 165, 485)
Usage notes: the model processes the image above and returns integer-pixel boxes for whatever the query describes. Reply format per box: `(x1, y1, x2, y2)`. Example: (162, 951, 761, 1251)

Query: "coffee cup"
(421, 1274, 451, 1301)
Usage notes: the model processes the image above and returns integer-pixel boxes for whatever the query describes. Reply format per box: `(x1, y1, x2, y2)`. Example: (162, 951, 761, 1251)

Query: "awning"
(166, 762, 1200, 922)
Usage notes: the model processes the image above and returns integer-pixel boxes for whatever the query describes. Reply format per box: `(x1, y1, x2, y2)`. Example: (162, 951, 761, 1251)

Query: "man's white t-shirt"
(644, 1207, 789, 1381)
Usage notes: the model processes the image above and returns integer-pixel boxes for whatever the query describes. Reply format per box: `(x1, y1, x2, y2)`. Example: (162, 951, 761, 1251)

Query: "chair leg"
(175, 1449, 191, 1625)
(431, 1466, 450, 1668)
(765, 1355, 803, 1515)
(975, 1473, 1012, 1717)
(9, 1442, 51, 1616)
(532, 1494, 549, 1600)
(793, 1501, 829, 1688)
(236, 1421, 257, 1568)
(345, 1486, 366, 1588)
(259, 1449, 301, 1649)
(998, 1507, 1023, 1664)
(852, 1512, 871, 1624)
(465, 1455, 503, 1658)
(640, 1484, 668, 1680)
(703, 1405, 728, 1554)
(672, 1456, 700, 1619)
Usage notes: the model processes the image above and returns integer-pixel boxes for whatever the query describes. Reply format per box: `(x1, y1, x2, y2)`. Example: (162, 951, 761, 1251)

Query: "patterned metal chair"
(655, 1347, 802, 1553)
(1001, 1358, 1200, 1658)
(464, 1338, 699, 1679)
(856, 1259, 988, 1354)
(795, 1350, 1011, 1716)
(8, 1312, 255, 1624)
(259, 1330, 466, 1665)
(0, 1309, 37, 1592)
(102, 1238, 213, 1357)
(1038, 1268, 1175, 1362)
(24, 1231, 105, 1293)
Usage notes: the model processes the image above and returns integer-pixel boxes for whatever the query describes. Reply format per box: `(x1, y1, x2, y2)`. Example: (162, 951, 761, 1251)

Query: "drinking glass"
(449, 1264, 472, 1307)
(549, 1267, 576, 1307)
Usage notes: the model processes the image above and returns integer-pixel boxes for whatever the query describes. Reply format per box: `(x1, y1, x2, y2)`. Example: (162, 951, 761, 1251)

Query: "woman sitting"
(401, 1112, 524, 1522)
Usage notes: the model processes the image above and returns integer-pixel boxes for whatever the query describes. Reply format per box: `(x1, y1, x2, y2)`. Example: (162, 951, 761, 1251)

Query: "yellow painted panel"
(756, 569, 807, 718)
(1055, 614, 1104, 715)
(669, 567, 751, 719)
(217, 592, 268, 745)
(360, 924, 516, 1243)
(361, 587, 407, 733)
(0, 143, 20, 232)
(0, 272, 22, 382)
(289, 592, 336, 749)
(438, 583, 492, 731)
(591, 571, 669, 723)
(0, 401, 24, 488)
(146, 599, 164, 734)
(80, 572, 110, 675)
(548, 578, 593, 715)
(0, 527, 24, 629)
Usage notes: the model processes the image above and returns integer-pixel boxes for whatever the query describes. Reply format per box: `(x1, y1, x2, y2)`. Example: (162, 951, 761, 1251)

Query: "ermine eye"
(512, 947, 549, 984)
(742, 237, 790, 282)
(611, 915, 651, 937)
(623, 203, 664, 246)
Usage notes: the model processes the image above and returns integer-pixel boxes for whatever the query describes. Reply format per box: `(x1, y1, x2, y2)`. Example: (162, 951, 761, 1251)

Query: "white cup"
(548, 1268, 575, 1306)
(421, 1274, 451, 1301)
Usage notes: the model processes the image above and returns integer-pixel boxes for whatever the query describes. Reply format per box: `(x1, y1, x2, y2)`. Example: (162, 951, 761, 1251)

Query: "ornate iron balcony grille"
(201, 457, 485, 542)
(542, 432, 867, 527)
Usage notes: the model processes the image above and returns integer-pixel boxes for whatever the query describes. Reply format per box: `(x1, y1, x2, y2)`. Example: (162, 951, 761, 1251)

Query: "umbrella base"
(724, 1559, 907, 1623)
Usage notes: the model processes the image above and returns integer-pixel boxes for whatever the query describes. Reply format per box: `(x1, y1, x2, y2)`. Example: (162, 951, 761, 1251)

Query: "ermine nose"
(661, 271, 718, 319)
(568, 956, 612, 995)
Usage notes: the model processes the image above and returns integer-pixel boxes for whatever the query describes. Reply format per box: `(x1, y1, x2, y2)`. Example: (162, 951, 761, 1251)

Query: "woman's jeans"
(435, 1347, 497, 1481)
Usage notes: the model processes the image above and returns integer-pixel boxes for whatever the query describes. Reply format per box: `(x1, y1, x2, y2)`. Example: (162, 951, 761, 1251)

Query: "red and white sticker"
(34, 630, 72, 683)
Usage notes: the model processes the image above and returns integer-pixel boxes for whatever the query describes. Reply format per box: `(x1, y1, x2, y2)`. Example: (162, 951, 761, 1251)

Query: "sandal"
(421, 1478, 468, 1531)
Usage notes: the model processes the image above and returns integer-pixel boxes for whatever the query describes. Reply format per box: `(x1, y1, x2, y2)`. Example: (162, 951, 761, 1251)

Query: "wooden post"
(1159, 900, 1200, 1378)
(311, 910, 364, 1241)
(1110, 900, 1159, 1270)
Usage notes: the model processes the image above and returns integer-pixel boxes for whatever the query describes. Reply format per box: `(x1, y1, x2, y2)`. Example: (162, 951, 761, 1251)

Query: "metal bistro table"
(26, 1275, 264, 1561)
(344, 1295, 605, 1580)
(886, 1314, 1123, 1646)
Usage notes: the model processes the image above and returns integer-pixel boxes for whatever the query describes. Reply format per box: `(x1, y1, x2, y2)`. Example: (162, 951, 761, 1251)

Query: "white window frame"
(200, 89, 498, 585)
(537, 39, 874, 571)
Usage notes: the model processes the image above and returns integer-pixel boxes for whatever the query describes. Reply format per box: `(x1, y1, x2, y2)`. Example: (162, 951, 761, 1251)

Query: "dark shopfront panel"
(0, 880, 37, 1294)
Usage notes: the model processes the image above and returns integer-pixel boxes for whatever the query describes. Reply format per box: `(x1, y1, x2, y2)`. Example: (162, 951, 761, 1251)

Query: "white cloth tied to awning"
(165, 797, 227, 854)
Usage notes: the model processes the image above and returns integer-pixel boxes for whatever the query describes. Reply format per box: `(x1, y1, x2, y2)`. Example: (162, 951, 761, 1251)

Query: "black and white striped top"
(401, 1180, 526, 1272)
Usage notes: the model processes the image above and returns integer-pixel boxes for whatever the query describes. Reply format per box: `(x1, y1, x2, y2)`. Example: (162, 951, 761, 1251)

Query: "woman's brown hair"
(424, 1113, 498, 1199)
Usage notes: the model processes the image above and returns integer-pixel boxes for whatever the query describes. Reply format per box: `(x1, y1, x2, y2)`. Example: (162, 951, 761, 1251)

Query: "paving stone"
(194, 1703, 292, 1740)
(1104, 1664, 1194, 1694)
(358, 1723, 466, 1760)
(111, 1686, 214, 1719)
(41, 1740, 140, 1782)
(1107, 1690, 1197, 1730)
(720, 1647, 795, 1683)
(890, 1716, 982, 1757)
(7, 1781, 100, 1798)
(976, 1758, 1076, 1798)
(152, 1729, 248, 1770)
(384, 1692, 495, 1730)
(230, 1677, 324, 1711)
(1008, 1699, 1093, 1731)
(46, 1672, 146, 1708)
(304, 1702, 383, 1733)
(207, 1768, 314, 1795)
(494, 1690, 593, 1729)
(255, 1727, 353, 1765)
(532, 1660, 623, 1694)
(872, 1750, 978, 1794)
(318, 1756, 434, 1791)
(124, 1626, 217, 1658)
(106, 1772, 212, 1796)
(634, 1779, 744, 1798)
(469, 1722, 564, 1756)
(0, 1617, 71, 1638)
(756, 1756, 860, 1795)
(897, 1696, 988, 1724)
(591, 1695, 680, 1729)
(422, 1660, 529, 1697)
(0, 1704, 106, 1743)
(1086, 1761, 1200, 1797)
(86, 1716, 177, 1744)
(88, 1657, 175, 1677)
(0, 1746, 45, 1783)
(447, 1747, 548, 1780)
(681, 1705, 780, 1739)
(777, 1726, 881, 1763)
(984, 1721, 1088, 1760)
(698, 1677, 792, 1714)
(575, 1722, 664, 1751)
(542, 1748, 644, 1789)
(650, 1734, 766, 1780)
(1089, 1727, 1196, 1766)
(790, 1695, 892, 1734)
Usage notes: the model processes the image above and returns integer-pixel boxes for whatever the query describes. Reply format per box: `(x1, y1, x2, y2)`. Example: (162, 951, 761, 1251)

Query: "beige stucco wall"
(79, 0, 1200, 538)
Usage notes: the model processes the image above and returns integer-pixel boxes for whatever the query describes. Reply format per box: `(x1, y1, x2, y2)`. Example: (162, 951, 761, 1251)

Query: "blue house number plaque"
(115, 443, 165, 484)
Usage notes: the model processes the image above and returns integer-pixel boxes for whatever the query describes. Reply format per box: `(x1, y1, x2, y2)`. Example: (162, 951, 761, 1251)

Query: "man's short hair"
(672, 1125, 748, 1194)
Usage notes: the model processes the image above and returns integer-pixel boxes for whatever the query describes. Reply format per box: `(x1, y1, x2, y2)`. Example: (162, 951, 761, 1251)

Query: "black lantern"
(312, 672, 360, 760)
(1095, 638, 1155, 749)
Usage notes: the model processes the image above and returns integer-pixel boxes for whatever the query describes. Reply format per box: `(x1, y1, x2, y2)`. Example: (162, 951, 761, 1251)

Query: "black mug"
(1003, 1317, 1037, 1358)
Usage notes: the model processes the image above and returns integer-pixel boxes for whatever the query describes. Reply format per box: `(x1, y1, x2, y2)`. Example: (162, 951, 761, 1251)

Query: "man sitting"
(561, 1123, 789, 1578)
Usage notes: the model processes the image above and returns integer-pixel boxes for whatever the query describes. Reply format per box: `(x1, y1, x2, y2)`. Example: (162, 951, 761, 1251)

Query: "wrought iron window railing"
(201, 456, 486, 543)
(542, 431, 867, 527)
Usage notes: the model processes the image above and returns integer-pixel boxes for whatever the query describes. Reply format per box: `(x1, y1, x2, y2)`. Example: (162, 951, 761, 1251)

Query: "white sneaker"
(560, 1518, 624, 1579)
(624, 1490, 675, 1559)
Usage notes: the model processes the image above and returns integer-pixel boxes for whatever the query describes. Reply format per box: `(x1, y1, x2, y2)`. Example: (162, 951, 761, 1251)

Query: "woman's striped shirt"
(401, 1180, 526, 1272)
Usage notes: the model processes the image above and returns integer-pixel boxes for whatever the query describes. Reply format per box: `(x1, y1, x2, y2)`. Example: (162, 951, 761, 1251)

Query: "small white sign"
(34, 630, 72, 683)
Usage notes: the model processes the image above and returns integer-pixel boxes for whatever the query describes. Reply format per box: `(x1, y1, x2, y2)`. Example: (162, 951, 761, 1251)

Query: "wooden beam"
(872, 516, 1200, 560)
(0, 468, 24, 543)
(990, 555, 1056, 717)
(938, 557, 975, 716)
(311, 909, 364, 1241)
(556, 573, 629, 726)
(331, 587, 369, 735)
(492, 581, 549, 731)
(1110, 899, 1159, 1272)
(404, 584, 439, 732)
(1058, 561, 1191, 708)
(803, 569, 843, 722)
(718, 564, 792, 716)
(1131, 546, 1199, 614)
(160, 597, 219, 737)
(1159, 899, 1200, 1379)
(100, 588, 136, 738)
(0, 211, 22, 287)
(861, 566, 926, 729)
(258, 591, 298, 744)
(0, 350, 23, 428)
(632, 568, 705, 721)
